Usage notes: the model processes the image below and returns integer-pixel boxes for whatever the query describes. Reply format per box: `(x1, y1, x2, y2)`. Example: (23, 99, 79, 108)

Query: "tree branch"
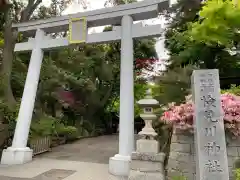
(12, 0, 20, 22)
(100, 84, 113, 107)
(21, 0, 42, 22)
(28, 0, 42, 18)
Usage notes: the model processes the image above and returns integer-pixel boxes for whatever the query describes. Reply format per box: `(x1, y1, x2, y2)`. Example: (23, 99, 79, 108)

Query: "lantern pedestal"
(136, 139, 159, 154)
(137, 114, 159, 154)
(138, 114, 157, 137)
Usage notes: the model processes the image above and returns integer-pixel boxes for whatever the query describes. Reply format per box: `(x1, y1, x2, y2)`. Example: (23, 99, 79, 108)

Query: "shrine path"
(0, 135, 133, 180)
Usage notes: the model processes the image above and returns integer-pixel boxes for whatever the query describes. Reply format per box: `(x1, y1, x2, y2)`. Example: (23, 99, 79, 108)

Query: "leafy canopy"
(189, 0, 240, 47)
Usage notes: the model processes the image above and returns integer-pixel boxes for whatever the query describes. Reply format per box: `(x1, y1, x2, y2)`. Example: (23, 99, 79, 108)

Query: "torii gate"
(1, 0, 168, 177)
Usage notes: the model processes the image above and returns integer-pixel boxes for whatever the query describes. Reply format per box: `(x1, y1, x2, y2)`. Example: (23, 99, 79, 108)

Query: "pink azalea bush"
(160, 93, 240, 136)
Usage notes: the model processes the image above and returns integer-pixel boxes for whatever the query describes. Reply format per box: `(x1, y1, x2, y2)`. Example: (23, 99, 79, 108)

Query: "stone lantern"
(137, 89, 159, 141)
(129, 89, 165, 180)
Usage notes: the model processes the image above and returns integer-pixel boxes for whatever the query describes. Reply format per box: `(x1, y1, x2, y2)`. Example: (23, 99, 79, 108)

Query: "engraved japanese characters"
(192, 70, 229, 180)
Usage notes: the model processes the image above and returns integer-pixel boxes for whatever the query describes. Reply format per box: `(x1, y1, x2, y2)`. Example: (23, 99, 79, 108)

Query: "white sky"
(42, 0, 171, 59)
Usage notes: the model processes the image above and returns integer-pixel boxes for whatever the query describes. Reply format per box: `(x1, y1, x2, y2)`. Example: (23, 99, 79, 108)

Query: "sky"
(43, 0, 171, 60)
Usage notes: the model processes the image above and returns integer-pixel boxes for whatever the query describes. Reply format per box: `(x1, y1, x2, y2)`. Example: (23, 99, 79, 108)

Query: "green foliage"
(104, 0, 137, 7)
(110, 83, 149, 116)
(235, 159, 240, 169)
(134, 83, 149, 116)
(189, 0, 240, 48)
(154, 65, 197, 105)
(171, 175, 187, 180)
(222, 84, 240, 96)
(0, 0, 159, 147)
(234, 159, 240, 180)
(76, 119, 93, 136)
(154, 107, 165, 117)
(30, 115, 79, 141)
(0, 100, 20, 124)
(164, 0, 240, 90)
(53, 119, 79, 140)
(57, 126, 78, 141)
(235, 169, 240, 180)
(30, 115, 57, 138)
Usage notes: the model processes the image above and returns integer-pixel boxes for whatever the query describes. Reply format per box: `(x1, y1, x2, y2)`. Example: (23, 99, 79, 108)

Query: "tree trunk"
(84, 84, 113, 124)
(1, 0, 43, 109)
(1, 9, 17, 109)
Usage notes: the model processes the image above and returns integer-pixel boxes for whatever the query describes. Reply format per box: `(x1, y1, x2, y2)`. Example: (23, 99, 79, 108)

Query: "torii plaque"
(69, 17, 87, 44)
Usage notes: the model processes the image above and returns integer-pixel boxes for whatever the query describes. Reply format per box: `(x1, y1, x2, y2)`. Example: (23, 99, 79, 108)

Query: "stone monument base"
(109, 154, 131, 177)
(136, 139, 159, 153)
(129, 170, 165, 180)
(167, 132, 239, 180)
(129, 151, 165, 180)
(1, 147, 33, 165)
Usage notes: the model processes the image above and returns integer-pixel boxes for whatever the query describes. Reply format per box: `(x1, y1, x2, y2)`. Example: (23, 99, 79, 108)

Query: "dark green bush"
(0, 100, 20, 124)
(222, 85, 240, 96)
(55, 123, 79, 140)
(64, 126, 79, 141)
(54, 122, 66, 136)
(29, 115, 79, 141)
(29, 115, 56, 139)
(235, 159, 240, 169)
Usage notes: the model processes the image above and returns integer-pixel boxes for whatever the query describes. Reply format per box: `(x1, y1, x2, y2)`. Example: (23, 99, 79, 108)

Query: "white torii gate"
(0, 0, 168, 176)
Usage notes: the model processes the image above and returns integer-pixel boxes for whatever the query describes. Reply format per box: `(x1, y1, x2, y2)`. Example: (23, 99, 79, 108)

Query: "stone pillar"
(192, 70, 229, 180)
(1, 29, 45, 165)
(109, 15, 134, 177)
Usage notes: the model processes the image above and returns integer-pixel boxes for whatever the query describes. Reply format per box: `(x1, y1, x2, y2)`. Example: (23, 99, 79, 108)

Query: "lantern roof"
(137, 89, 159, 106)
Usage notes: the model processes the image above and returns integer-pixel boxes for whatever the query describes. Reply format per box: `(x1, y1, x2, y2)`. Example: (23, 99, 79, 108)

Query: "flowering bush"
(135, 58, 158, 76)
(160, 93, 240, 136)
(135, 58, 157, 71)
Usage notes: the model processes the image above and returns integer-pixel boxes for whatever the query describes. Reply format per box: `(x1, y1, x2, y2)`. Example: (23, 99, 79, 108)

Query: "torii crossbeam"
(1, 0, 169, 177)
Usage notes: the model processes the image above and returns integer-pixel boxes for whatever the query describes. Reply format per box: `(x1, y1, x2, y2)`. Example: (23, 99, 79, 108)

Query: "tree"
(164, 0, 240, 90)
(0, 0, 159, 138)
(188, 0, 240, 48)
(110, 83, 149, 117)
(0, 0, 73, 109)
(0, 0, 11, 11)
(154, 65, 197, 105)
(101, 0, 159, 117)
(104, 0, 136, 7)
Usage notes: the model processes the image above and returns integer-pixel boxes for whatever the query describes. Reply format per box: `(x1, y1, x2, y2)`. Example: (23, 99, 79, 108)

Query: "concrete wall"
(167, 130, 240, 180)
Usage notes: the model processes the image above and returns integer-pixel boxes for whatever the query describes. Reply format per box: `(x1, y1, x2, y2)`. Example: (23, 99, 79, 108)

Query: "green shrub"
(30, 115, 57, 139)
(235, 169, 240, 180)
(82, 122, 104, 136)
(30, 115, 79, 141)
(0, 100, 20, 124)
(154, 107, 165, 117)
(171, 176, 187, 180)
(222, 84, 240, 96)
(64, 126, 79, 141)
(0, 100, 20, 141)
(76, 119, 102, 137)
(54, 122, 66, 137)
(55, 124, 79, 140)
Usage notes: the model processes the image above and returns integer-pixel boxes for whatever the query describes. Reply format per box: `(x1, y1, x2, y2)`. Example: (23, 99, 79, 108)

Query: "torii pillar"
(1, 29, 45, 165)
(109, 15, 134, 176)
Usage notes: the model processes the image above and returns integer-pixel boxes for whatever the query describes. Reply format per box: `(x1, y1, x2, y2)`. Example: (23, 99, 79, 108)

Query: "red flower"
(57, 90, 75, 106)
